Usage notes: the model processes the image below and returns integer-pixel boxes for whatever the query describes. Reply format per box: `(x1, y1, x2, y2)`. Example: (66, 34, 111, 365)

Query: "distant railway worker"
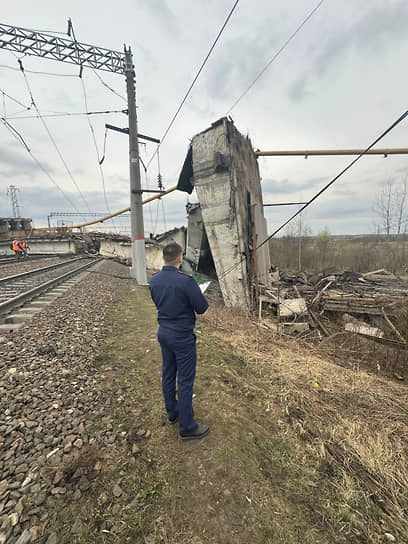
(12, 239, 22, 259)
(19, 240, 29, 258)
(149, 242, 210, 441)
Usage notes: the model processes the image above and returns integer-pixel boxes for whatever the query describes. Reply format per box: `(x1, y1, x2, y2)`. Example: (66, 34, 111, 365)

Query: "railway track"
(0, 256, 102, 321)
(0, 253, 61, 265)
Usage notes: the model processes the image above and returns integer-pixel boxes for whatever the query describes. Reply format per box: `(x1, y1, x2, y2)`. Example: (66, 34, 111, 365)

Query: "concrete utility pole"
(0, 23, 152, 284)
(125, 47, 147, 283)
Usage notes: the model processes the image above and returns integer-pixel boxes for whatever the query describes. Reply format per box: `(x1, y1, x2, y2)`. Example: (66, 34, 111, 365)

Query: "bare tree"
(394, 175, 408, 235)
(374, 179, 394, 236)
(374, 175, 408, 236)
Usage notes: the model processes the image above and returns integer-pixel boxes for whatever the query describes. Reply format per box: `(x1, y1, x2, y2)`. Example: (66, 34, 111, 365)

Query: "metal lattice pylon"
(7, 185, 21, 218)
(0, 23, 125, 73)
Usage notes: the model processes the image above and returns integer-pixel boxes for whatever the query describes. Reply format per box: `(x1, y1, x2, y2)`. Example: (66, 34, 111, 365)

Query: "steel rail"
(0, 257, 102, 316)
(0, 253, 61, 266)
(0, 256, 87, 284)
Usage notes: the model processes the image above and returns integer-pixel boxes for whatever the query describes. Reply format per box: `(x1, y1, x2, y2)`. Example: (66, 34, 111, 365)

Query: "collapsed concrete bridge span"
(178, 117, 270, 309)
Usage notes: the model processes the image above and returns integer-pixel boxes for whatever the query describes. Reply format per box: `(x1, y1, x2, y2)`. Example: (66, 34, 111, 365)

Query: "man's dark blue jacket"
(149, 266, 208, 334)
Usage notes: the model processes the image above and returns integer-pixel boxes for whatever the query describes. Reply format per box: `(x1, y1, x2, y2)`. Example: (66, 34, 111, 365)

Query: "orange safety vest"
(12, 241, 21, 252)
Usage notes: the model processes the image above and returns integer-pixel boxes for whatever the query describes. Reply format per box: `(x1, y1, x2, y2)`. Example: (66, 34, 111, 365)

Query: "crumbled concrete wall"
(99, 228, 186, 271)
(146, 228, 187, 270)
(99, 239, 131, 261)
(29, 239, 76, 254)
(153, 228, 186, 251)
(185, 203, 214, 271)
(190, 118, 270, 308)
(0, 239, 76, 255)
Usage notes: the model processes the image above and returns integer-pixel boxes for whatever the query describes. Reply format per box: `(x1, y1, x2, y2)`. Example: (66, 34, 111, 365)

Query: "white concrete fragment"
(279, 298, 307, 317)
(345, 322, 384, 338)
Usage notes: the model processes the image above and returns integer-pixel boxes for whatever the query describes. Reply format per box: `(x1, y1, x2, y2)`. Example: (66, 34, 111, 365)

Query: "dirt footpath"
(50, 283, 406, 544)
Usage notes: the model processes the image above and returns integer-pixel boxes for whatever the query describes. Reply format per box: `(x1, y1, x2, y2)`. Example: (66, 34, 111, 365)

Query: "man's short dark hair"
(163, 242, 183, 265)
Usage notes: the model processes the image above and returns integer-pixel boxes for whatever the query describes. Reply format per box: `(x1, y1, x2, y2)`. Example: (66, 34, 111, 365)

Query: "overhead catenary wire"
(17, 59, 92, 216)
(15, 25, 68, 36)
(160, 198, 167, 234)
(79, 74, 116, 224)
(5, 108, 127, 120)
(0, 63, 79, 77)
(0, 88, 31, 111)
(146, 0, 240, 169)
(0, 117, 81, 213)
(66, 18, 126, 103)
(218, 107, 408, 280)
(91, 69, 127, 103)
(142, 164, 155, 234)
(153, 199, 161, 235)
(226, 0, 325, 115)
(69, 18, 118, 233)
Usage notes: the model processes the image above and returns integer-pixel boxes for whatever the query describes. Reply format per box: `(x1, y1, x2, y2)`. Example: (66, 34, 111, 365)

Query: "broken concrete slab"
(345, 322, 384, 338)
(279, 298, 307, 317)
(178, 117, 271, 309)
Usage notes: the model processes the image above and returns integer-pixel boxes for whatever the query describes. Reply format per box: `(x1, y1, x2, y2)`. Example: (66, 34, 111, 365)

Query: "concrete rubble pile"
(259, 268, 408, 343)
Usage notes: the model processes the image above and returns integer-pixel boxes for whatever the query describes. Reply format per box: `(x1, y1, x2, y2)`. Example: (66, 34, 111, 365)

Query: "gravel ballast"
(0, 259, 131, 543)
(0, 258, 70, 280)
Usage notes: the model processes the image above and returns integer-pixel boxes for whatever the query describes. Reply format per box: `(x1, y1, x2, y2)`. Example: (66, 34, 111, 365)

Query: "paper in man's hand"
(199, 281, 211, 294)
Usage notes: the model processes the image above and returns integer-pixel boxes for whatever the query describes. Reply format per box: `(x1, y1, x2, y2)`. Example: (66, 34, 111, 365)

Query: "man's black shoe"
(179, 423, 210, 441)
(167, 416, 178, 425)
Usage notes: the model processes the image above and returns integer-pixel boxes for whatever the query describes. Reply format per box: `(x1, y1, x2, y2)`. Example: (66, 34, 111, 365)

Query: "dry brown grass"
(202, 302, 408, 540)
(49, 287, 408, 543)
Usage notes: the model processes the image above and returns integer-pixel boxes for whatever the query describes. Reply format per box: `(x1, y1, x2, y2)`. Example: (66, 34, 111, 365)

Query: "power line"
(17, 59, 92, 215)
(66, 19, 126, 103)
(226, 0, 325, 115)
(0, 63, 78, 77)
(68, 17, 118, 231)
(0, 88, 31, 110)
(79, 74, 115, 220)
(218, 107, 408, 280)
(142, 160, 156, 234)
(259, 108, 408, 246)
(0, 88, 123, 119)
(14, 25, 68, 36)
(5, 108, 127, 120)
(146, 0, 240, 169)
(91, 69, 127, 102)
(0, 117, 81, 212)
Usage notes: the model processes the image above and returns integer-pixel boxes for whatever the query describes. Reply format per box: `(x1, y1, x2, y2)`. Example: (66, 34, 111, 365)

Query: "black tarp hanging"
(177, 145, 194, 194)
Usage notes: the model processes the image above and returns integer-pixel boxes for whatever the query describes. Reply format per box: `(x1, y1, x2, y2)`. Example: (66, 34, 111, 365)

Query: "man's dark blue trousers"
(149, 266, 208, 434)
(158, 328, 196, 433)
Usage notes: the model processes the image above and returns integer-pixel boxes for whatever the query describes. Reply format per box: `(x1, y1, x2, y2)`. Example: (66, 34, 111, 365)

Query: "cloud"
(287, 1, 408, 103)
(137, 0, 181, 39)
(307, 200, 371, 220)
(0, 185, 130, 226)
(0, 146, 38, 171)
(203, 18, 281, 104)
(287, 75, 311, 103)
(261, 175, 326, 195)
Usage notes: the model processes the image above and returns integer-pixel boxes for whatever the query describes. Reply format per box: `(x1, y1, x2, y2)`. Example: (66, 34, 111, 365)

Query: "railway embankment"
(0, 260, 130, 543)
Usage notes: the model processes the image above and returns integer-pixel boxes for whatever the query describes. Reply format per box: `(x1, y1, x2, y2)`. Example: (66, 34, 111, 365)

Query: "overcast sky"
(1, 0, 407, 236)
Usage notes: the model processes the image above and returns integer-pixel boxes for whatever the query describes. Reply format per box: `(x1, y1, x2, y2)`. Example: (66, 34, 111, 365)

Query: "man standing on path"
(149, 242, 210, 441)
